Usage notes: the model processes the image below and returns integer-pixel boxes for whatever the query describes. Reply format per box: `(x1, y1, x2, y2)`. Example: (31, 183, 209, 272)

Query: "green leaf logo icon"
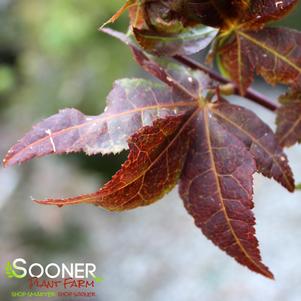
(5, 262, 15, 278)
(5, 261, 25, 279)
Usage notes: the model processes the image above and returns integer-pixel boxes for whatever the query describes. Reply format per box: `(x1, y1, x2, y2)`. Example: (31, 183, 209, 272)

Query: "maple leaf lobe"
(276, 91, 301, 147)
(36, 113, 194, 211)
(212, 102, 295, 192)
(3, 78, 196, 167)
(179, 108, 273, 279)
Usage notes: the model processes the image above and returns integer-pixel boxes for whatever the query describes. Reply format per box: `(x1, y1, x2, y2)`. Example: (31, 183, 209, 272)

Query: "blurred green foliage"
(0, 65, 15, 93)
(0, 0, 137, 178)
(0, 0, 136, 113)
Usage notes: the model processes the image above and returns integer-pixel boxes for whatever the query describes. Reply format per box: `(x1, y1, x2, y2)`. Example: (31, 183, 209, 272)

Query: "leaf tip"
(253, 261, 274, 279)
(34, 198, 65, 208)
(98, 22, 109, 32)
(251, 261, 274, 279)
(33, 193, 98, 207)
(283, 169, 295, 193)
(2, 157, 9, 168)
(263, 269, 274, 280)
(2, 149, 14, 167)
(3, 145, 26, 168)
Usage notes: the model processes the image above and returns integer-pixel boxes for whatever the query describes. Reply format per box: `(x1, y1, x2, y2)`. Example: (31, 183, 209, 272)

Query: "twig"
(174, 55, 278, 112)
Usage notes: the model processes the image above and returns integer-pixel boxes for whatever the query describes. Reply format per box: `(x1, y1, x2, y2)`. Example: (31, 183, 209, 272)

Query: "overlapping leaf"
(243, 0, 298, 29)
(3, 78, 196, 167)
(182, 0, 297, 29)
(210, 0, 300, 93)
(127, 0, 217, 56)
(276, 90, 301, 147)
(101, 27, 213, 100)
(181, 0, 250, 28)
(136, 0, 196, 32)
(36, 113, 194, 210)
(218, 27, 301, 94)
(133, 25, 218, 56)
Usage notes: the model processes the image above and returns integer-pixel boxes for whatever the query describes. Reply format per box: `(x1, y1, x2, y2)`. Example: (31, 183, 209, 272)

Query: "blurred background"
(1, 1, 301, 300)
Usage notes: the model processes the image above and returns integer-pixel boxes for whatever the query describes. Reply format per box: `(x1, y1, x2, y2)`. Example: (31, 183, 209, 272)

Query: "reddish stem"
(174, 55, 278, 112)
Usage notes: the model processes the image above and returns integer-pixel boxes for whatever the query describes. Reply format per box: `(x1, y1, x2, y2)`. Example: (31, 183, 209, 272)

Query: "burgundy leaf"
(133, 25, 217, 56)
(179, 108, 273, 279)
(211, 101, 295, 191)
(2, 3, 300, 281)
(36, 113, 194, 210)
(218, 27, 301, 94)
(276, 90, 301, 147)
(244, 0, 298, 29)
(181, 0, 250, 28)
(3, 79, 196, 167)
(101, 27, 213, 100)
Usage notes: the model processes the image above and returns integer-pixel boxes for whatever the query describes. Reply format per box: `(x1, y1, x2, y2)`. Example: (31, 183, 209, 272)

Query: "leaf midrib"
(137, 26, 217, 42)
(38, 108, 199, 207)
(279, 112, 301, 145)
(203, 107, 269, 277)
(238, 30, 301, 74)
(4, 101, 197, 166)
(212, 107, 294, 191)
